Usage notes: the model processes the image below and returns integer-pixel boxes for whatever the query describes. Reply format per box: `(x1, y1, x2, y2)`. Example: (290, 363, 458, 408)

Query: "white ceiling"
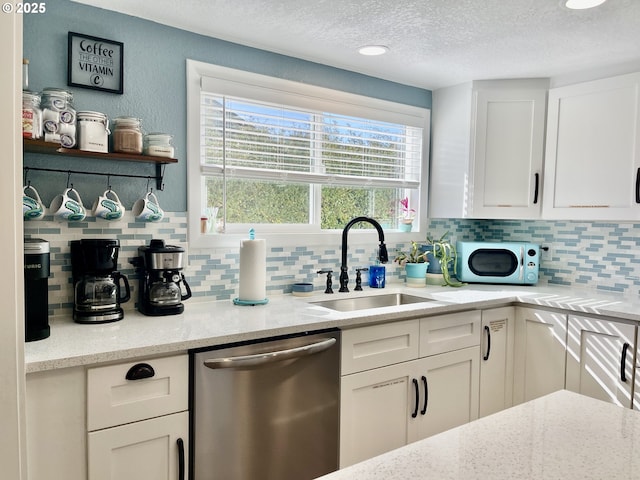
(74, 0, 640, 90)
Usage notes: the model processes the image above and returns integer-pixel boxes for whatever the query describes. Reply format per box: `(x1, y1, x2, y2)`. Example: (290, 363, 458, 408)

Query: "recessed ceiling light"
(565, 0, 607, 9)
(358, 45, 389, 56)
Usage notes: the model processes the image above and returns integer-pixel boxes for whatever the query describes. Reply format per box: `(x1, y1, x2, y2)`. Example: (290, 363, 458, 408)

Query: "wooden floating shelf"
(23, 138, 178, 165)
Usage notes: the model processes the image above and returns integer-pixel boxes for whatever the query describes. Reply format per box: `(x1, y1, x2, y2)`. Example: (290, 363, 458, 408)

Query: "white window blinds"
(199, 80, 423, 189)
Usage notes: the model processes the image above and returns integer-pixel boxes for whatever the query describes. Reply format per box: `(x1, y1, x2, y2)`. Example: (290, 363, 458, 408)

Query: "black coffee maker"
(24, 238, 51, 341)
(131, 239, 191, 316)
(70, 239, 130, 323)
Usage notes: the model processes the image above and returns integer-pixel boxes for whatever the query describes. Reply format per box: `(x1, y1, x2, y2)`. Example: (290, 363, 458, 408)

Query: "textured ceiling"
(73, 0, 640, 90)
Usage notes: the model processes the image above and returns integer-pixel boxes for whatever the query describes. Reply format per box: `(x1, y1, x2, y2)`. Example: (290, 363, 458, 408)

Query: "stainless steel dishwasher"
(190, 329, 340, 480)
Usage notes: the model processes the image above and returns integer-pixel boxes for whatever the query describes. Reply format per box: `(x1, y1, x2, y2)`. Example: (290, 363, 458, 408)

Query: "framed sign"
(68, 32, 123, 94)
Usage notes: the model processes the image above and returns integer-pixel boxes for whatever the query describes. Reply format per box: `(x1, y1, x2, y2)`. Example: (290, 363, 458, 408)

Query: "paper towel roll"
(238, 238, 266, 302)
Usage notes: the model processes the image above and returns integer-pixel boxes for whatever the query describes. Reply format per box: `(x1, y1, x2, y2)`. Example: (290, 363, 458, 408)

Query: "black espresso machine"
(131, 239, 191, 316)
(70, 239, 130, 323)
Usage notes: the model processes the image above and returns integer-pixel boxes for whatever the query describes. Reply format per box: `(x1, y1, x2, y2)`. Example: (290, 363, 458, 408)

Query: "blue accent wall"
(23, 0, 432, 212)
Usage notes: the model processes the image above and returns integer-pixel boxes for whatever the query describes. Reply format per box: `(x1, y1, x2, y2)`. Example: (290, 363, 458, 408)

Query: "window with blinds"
(200, 94, 422, 189)
(188, 60, 428, 235)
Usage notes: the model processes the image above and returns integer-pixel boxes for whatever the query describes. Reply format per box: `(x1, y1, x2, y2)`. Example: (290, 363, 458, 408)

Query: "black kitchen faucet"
(339, 216, 388, 292)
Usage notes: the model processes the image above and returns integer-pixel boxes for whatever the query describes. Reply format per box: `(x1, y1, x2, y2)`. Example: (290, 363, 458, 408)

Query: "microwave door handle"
(519, 246, 524, 281)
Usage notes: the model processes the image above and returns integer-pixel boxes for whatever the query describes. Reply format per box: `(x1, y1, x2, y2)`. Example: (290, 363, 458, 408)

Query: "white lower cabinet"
(479, 307, 515, 417)
(339, 311, 480, 468)
(566, 315, 636, 408)
(26, 354, 190, 480)
(513, 307, 568, 405)
(26, 367, 87, 480)
(88, 411, 188, 480)
(87, 354, 189, 480)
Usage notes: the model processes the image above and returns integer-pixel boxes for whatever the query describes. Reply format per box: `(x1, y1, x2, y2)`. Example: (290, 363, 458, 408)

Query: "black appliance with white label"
(24, 238, 50, 341)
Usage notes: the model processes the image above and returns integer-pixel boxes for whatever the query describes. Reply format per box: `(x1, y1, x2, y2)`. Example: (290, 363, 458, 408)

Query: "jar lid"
(144, 133, 173, 143)
(77, 111, 108, 121)
(22, 91, 40, 101)
(113, 116, 141, 126)
(41, 87, 73, 100)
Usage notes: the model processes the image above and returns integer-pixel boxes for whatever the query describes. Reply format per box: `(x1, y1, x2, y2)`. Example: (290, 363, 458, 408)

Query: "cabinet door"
(339, 361, 418, 468)
(566, 315, 635, 408)
(415, 346, 480, 440)
(513, 308, 568, 404)
(479, 307, 515, 417)
(26, 367, 87, 480)
(472, 88, 547, 219)
(88, 411, 188, 480)
(339, 348, 480, 468)
(543, 72, 640, 220)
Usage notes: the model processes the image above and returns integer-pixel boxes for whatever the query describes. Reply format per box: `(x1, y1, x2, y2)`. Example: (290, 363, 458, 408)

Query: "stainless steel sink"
(310, 293, 434, 312)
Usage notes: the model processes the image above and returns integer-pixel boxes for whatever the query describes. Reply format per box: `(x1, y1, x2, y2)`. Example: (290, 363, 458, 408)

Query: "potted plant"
(394, 241, 428, 286)
(398, 197, 415, 232)
(425, 232, 464, 287)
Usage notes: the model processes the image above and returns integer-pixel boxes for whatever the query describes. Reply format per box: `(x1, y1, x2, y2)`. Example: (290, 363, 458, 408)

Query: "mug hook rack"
(22, 164, 166, 191)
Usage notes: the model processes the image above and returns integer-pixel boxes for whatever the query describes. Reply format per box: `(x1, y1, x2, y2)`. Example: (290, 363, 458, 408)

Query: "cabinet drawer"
(420, 310, 481, 357)
(341, 320, 420, 375)
(87, 354, 188, 431)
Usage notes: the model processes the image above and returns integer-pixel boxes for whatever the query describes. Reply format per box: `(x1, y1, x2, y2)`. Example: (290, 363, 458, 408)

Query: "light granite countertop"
(24, 283, 640, 373)
(316, 390, 640, 480)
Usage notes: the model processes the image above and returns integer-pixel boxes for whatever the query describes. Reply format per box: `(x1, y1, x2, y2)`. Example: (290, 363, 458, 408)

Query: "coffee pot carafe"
(74, 273, 130, 314)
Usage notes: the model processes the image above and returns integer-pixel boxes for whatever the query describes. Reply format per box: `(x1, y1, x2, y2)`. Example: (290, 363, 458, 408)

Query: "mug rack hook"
(66, 171, 72, 189)
(23, 167, 30, 186)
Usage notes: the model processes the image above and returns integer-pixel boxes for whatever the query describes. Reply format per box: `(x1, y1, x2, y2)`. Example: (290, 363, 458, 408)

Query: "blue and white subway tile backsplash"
(24, 214, 640, 317)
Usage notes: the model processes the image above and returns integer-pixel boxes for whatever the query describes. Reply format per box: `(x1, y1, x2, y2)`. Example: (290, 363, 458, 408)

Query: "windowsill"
(187, 229, 425, 251)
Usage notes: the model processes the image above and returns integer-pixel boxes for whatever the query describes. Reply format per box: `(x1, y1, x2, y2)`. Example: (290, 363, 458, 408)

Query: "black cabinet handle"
(177, 438, 185, 480)
(636, 168, 640, 203)
(483, 325, 491, 361)
(125, 363, 155, 381)
(411, 378, 419, 418)
(621, 342, 630, 382)
(533, 173, 540, 204)
(420, 375, 428, 415)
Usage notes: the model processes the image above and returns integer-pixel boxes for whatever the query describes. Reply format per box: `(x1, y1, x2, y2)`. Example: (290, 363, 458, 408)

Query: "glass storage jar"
(112, 117, 143, 154)
(22, 91, 42, 139)
(143, 133, 174, 158)
(40, 88, 76, 148)
(77, 111, 110, 153)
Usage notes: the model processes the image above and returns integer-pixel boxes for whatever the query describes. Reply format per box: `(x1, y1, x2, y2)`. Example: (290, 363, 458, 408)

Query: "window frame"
(186, 59, 431, 249)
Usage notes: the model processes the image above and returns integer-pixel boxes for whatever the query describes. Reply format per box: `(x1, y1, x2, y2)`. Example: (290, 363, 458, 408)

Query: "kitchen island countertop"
(24, 283, 640, 373)
(316, 390, 640, 480)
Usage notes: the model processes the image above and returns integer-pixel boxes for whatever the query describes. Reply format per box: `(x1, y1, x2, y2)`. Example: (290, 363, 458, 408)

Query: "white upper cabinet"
(543, 72, 640, 220)
(429, 79, 549, 219)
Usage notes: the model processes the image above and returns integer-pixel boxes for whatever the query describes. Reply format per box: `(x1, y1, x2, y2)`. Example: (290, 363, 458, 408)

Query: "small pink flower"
(399, 197, 415, 218)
